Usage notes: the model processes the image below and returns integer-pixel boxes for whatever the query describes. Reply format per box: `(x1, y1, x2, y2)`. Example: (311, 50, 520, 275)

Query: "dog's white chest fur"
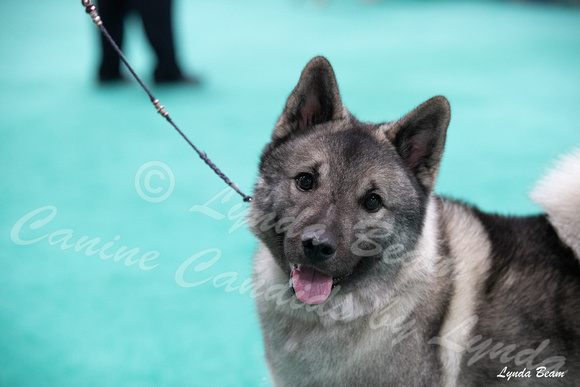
(258, 304, 425, 386)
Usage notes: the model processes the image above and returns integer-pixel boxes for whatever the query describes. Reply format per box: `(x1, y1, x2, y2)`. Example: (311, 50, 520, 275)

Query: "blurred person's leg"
(97, 0, 127, 82)
(136, 0, 184, 83)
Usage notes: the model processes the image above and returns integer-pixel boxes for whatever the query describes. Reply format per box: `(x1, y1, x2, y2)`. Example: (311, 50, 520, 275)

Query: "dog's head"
(250, 57, 450, 310)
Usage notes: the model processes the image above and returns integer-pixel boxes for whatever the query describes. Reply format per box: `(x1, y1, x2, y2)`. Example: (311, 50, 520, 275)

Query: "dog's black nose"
(302, 230, 337, 263)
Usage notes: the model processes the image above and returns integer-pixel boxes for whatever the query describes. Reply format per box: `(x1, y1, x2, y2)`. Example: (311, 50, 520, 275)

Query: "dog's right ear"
(272, 56, 345, 141)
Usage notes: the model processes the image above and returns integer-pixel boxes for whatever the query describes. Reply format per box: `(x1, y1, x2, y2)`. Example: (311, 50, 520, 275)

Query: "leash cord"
(81, 0, 253, 203)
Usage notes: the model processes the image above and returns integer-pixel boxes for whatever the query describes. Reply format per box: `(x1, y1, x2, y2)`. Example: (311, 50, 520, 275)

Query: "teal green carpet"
(1, 0, 579, 385)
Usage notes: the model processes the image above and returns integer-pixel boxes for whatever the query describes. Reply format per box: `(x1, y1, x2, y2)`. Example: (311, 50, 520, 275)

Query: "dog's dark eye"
(364, 193, 382, 212)
(295, 173, 314, 191)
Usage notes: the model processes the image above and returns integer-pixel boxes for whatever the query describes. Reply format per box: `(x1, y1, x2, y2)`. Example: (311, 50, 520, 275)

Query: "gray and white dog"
(249, 56, 580, 386)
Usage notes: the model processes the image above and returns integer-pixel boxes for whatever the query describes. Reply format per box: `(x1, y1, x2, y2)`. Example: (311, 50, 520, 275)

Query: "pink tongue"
(291, 266, 333, 305)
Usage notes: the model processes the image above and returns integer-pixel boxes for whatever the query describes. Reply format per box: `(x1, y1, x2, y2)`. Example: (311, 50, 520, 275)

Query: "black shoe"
(154, 73, 201, 86)
(98, 72, 127, 84)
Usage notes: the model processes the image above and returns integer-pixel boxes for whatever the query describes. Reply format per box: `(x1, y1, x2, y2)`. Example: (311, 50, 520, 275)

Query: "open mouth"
(288, 264, 352, 305)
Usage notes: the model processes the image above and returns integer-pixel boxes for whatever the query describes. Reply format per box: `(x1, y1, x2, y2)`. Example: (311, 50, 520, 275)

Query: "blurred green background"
(1, 0, 579, 385)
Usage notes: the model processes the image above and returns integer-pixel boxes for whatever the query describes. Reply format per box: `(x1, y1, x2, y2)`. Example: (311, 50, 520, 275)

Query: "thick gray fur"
(249, 56, 580, 386)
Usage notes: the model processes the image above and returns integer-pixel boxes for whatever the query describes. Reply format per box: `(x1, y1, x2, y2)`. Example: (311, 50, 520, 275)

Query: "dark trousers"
(97, 0, 182, 81)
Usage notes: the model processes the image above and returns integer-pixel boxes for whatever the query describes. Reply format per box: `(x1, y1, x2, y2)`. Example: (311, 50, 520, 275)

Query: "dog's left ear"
(272, 56, 345, 141)
(385, 96, 451, 194)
